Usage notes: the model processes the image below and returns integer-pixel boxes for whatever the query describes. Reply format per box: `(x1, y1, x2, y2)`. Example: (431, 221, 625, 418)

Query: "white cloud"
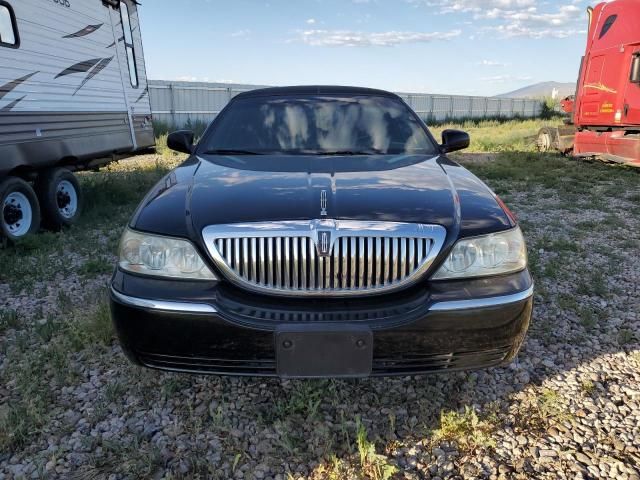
(485, 24, 584, 38)
(412, 0, 586, 39)
(230, 29, 251, 38)
(477, 59, 508, 67)
(420, 0, 537, 14)
(299, 29, 461, 47)
(480, 74, 533, 83)
(306, 18, 316, 25)
(480, 4, 581, 26)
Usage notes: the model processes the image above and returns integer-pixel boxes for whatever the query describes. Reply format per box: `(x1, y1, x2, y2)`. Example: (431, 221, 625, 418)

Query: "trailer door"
(107, 0, 139, 151)
(623, 46, 640, 125)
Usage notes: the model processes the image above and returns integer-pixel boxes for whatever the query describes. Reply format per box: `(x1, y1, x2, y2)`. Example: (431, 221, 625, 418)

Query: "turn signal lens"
(119, 229, 217, 280)
(432, 227, 527, 280)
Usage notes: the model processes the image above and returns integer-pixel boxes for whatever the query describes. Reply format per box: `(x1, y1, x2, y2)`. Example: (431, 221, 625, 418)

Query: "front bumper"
(110, 269, 533, 377)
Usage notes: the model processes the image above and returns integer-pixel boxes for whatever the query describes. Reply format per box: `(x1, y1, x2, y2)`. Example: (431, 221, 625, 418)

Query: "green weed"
(355, 418, 398, 480)
(433, 406, 496, 452)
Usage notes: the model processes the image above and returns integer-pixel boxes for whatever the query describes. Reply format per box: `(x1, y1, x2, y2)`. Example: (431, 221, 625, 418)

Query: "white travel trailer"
(0, 0, 154, 241)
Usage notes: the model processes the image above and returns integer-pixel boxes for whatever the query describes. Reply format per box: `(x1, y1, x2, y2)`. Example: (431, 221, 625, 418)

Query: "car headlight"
(119, 229, 217, 280)
(431, 227, 527, 280)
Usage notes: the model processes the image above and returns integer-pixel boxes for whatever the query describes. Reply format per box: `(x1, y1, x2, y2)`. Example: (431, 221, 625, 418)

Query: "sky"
(137, 0, 595, 97)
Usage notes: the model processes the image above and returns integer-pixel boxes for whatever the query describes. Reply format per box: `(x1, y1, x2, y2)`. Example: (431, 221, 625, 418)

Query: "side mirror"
(440, 129, 470, 153)
(631, 54, 640, 84)
(167, 130, 195, 154)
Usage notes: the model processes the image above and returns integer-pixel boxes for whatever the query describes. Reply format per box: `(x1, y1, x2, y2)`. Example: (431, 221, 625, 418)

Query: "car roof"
(233, 85, 401, 100)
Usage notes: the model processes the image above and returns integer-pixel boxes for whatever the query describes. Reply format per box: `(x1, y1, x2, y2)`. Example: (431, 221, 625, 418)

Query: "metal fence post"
(168, 83, 176, 127)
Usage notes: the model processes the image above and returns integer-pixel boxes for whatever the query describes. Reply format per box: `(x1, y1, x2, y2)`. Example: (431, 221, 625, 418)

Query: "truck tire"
(35, 168, 83, 230)
(0, 177, 41, 242)
(536, 127, 557, 152)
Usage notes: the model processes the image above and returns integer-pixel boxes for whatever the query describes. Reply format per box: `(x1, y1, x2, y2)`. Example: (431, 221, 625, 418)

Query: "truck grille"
(202, 221, 446, 297)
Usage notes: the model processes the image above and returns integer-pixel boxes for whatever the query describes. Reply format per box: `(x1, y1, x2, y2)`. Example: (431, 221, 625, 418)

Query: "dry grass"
(429, 117, 560, 152)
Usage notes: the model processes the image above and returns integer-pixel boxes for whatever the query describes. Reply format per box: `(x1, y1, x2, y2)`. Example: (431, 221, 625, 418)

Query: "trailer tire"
(36, 168, 83, 230)
(0, 177, 41, 243)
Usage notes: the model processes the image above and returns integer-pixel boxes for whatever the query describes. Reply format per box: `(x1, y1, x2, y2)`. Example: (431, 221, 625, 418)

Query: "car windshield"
(199, 94, 437, 155)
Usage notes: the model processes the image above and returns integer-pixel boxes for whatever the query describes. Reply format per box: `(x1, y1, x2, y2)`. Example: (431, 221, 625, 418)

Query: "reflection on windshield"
(200, 95, 436, 155)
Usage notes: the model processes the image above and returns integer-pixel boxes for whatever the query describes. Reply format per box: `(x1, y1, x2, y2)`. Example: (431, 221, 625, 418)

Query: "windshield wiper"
(202, 149, 265, 155)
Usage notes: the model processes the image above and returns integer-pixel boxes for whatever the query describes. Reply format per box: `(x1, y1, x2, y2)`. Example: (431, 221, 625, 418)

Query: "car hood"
(131, 154, 513, 240)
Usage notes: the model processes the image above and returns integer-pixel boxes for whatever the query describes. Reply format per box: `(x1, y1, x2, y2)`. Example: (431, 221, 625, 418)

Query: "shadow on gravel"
(1, 152, 639, 479)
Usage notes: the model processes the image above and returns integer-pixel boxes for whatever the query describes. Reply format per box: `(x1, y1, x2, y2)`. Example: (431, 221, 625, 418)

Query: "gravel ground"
(0, 152, 639, 479)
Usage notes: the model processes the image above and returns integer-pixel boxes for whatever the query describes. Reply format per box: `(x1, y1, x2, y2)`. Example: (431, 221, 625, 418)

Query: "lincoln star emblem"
(320, 190, 328, 216)
(318, 231, 331, 256)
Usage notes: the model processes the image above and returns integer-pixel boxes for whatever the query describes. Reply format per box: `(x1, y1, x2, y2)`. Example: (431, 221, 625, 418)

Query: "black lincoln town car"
(110, 86, 533, 378)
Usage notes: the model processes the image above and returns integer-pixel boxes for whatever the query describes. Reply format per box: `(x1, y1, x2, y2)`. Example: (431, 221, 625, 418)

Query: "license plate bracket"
(275, 324, 373, 378)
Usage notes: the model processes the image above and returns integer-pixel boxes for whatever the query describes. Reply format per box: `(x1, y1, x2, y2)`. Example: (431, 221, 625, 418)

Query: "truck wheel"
(36, 168, 83, 230)
(536, 128, 555, 152)
(0, 177, 41, 242)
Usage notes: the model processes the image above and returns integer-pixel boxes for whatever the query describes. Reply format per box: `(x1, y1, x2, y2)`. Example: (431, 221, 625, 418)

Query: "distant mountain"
(498, 81, 576, 99)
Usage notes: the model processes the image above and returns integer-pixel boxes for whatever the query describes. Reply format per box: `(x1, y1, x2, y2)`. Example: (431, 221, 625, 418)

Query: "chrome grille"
(203, 221, 446, 297)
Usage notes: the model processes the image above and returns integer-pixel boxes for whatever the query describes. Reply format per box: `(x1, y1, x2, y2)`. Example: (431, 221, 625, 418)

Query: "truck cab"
(575, 1, 640, 129)
(538, 0, 640, 166)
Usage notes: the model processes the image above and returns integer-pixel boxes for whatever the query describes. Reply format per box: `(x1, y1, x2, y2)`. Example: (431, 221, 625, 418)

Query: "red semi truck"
(537, 0, 640, 167)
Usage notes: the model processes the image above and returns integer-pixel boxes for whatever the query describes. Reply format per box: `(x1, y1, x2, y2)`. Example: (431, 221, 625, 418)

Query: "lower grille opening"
(137, 352, 277, 375)
(137, 346, 512, 376)
(372, 346, 512, 374)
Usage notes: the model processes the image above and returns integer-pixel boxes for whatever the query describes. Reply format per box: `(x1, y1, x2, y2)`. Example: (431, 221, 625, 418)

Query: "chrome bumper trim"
(111, 288, 217, 314)
(430, 286, 534, 312)
(111, 285, 532, 316)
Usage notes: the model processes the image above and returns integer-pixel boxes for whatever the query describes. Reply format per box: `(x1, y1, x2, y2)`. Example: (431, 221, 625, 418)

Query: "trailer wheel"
(36, 168, 83, 230)
(0, 177, 41, 242)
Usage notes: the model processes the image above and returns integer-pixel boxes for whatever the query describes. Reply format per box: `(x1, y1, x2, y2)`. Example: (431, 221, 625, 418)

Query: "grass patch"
(433, 406, 496, 452)
(576, 271, 609, 298)
(537, 389, 571, 423)
(618, 329, 635, 346)
(268, 381, 326, 422)
(0, 293, 114, 453)
(430, 118, 557, 153)
(466, 152, 637, 202)
(78, 257, 114, 277)
(67, 297, 115, 349)
(355, 419, 398, 480)
(517, 389, 573, 435)
(580, 381, 595, 395)
(0, 309, 20, 333)
(577, 307, 599, 331)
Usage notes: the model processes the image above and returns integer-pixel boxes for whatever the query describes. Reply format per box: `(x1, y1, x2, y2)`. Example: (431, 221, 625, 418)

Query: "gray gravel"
(1, 154, 639, 479)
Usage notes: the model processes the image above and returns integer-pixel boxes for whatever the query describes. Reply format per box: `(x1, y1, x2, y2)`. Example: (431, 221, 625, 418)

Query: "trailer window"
(120, 1, 138, 88)
(599, 14, 617, 39)
(0, 1, 19, 48)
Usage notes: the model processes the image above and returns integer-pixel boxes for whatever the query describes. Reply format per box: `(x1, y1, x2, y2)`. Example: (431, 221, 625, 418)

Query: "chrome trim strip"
(430, 286, 534, 312)
(111, 288, 217, 314)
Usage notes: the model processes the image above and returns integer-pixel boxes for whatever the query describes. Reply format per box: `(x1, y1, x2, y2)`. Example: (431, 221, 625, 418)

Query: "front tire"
(0, 177, 41, 242)
(36, 168, 83, 230)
